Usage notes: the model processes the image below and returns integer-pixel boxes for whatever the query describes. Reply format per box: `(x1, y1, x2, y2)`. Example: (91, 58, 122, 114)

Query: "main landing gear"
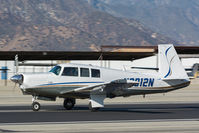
(63, 98, 76, 110)
(89, 101, 100, 112)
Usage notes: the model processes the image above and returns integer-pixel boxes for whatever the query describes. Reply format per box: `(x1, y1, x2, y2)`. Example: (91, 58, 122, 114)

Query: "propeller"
(10, 74, 23, 93)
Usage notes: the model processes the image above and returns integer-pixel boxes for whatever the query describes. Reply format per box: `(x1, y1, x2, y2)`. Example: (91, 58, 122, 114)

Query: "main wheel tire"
(63, 98, 75, 110)
(89, 102, 100, 112)
(32, 102, 40, 111)
(91, 107, 100, 112)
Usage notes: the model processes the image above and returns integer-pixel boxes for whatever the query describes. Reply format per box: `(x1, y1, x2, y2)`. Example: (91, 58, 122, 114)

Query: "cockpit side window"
(62, 67, 78, 76)
(49, 66, 61, 75)
(91, 69, 100, 78)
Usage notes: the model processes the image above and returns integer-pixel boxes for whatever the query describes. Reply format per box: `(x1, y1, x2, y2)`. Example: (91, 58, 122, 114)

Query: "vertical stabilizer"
(158, 44, 189, 79)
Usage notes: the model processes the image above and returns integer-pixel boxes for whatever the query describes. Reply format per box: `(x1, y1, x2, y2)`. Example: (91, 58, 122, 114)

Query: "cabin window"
(62, 67, 78, 76)
(49, 66, 61, 75)
(80, 68, 89, 77)
(91, 69, 100, 78)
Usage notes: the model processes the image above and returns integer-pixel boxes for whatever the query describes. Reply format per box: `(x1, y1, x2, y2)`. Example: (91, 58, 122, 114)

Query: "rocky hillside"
(0, 0, 175, 51)
(86, 0, 199, 46)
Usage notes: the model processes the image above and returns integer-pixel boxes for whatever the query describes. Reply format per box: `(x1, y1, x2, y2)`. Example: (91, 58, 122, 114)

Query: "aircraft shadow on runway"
(68, 106, 169, 114)
(1, 104, 199, 114)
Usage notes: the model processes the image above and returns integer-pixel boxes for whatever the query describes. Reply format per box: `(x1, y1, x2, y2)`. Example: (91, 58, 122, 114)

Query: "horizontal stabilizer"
(131, 67, 194, 72)
(131, 67, 159, 70)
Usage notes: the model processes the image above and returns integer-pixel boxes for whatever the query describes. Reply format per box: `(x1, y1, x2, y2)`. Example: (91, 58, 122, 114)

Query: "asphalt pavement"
(0, 103, 199, 123)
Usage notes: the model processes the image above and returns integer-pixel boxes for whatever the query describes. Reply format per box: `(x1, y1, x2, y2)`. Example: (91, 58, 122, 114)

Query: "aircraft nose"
(10, 74, 23, 84)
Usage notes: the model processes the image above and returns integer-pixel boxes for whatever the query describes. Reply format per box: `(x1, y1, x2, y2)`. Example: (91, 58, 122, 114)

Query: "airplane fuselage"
(19, 64, 190, 99)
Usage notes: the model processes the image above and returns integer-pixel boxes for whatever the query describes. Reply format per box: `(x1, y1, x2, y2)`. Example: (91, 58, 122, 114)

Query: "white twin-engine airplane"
(10, 44, 190, 111)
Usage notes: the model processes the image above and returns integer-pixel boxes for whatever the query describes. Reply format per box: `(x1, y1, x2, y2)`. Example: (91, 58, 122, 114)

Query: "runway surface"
(0, 103, 199, 123)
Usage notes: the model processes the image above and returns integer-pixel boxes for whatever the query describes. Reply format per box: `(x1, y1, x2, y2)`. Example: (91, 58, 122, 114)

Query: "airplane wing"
(60, 79, 138, 95)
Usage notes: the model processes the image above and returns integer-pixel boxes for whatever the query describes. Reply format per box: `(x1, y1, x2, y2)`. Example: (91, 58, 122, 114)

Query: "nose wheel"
(32, 102, 40, 111)
(32, 96, 41, 111)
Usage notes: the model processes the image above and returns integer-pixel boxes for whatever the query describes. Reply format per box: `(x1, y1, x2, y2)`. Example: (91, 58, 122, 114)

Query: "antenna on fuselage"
(98, 53, 103, 67)
(14, 54, 19, 74)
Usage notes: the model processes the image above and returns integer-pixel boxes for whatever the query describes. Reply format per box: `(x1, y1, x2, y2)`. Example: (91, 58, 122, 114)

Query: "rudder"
(158, 44, 189, 79)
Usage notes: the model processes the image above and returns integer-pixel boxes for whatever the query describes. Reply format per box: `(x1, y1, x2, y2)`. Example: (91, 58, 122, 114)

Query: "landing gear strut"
(63, 98, 76, 110)
(32, 96, 41, 111)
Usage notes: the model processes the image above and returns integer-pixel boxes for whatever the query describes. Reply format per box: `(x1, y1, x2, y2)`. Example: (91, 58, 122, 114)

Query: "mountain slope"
(0, 0, 175, 51)
(87, 0, 199, 46)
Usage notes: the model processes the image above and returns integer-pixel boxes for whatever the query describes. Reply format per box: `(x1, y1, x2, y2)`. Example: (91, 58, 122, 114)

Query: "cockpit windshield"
(49, 66, 61, 75)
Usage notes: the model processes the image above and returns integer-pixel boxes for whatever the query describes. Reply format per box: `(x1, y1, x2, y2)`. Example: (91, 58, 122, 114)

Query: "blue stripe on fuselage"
(38, 81, 104, 87)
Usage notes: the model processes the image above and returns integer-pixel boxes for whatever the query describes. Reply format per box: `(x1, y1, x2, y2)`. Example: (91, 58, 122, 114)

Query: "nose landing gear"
(32, 96, 41, 111)
(32, 102, 40, 111)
